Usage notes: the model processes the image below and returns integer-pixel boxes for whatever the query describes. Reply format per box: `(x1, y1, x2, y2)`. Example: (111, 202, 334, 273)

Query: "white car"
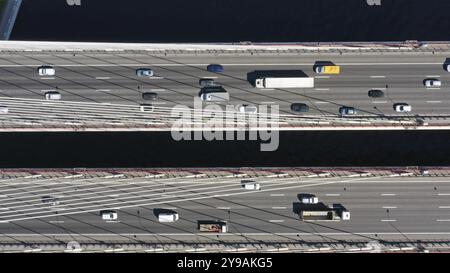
(158, 213, 179, 222)
(101, 210, 118, 221)
(445, 64, 450, 72)
(241, 180, 261, 190)
(0, 106, 8, 114)
(424, 79, 441, 87)
(37, 66, 55, 76)
(238, 104, 258, 114)
(394, 103, 412, 112)
(45, 91, 61, 100)
(300, 194, 319, 204)
(139, 103, 154, 112)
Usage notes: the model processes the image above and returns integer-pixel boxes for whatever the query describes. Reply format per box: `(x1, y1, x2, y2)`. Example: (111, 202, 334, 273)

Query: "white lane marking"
(382, 206, 397, 209)
(148, 77, 164, 79)
(426, 101, 441, 103)
(48, 221, 64, 224)
(201, 76, 218, 79)
(315, 88, 330, 91)
(64, 174, 83, 179)
(426, 88, 441, 90)
(149, 89, 166, 91)
(260, 101, 275, 104)
(437, 219, 450, 222)
(269, 220, 285, 223)
(270, 194, 285, 197)
(95, 77, 111, 80)
(370, 76, 386, 78)
(438, 206, 450, 209)
(372, 101, 387, 104)
(381, 219, 397, 222)
(162, 207, 177, 210)
(426, 75, 441, 78)
(40, 77, 55, 80)
(108, 195, 119, 197)
(272, 207, 287, 209)
(315, 101, 329, 104)
(216, 207, 230, 210)
(325, 194, 341, 196)
(261, 89, 275, 91)
(151, 102, 167, 105)
(438, 193, 450, 196)
(96, 89, 111, 92)
(381, 193, 396, 196)
(105, 221, 120, 223)
(315, 76, 330, 79)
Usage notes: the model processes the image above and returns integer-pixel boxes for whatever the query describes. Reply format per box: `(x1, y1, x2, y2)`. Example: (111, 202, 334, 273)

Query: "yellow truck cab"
(315, 65, 341, 74)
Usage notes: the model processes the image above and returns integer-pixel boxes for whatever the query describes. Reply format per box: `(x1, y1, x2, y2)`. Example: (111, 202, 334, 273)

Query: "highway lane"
(1, 176, 450, 243)
(0, 52, 450, 118)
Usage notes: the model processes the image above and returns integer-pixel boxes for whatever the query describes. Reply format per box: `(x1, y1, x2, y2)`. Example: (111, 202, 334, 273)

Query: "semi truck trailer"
(254, 77, 314, 88)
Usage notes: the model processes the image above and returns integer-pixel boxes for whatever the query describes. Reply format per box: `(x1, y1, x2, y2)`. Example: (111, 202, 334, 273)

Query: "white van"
(158, 212, 179, 222)
(101, 210, 118, 221)
(45, 91, 61, 101)
(38, 66, 55, 76)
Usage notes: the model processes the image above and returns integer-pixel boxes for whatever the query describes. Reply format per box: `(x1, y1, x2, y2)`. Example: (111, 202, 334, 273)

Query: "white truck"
(255, 77, 314, 89)
(198, 220, 228, 233)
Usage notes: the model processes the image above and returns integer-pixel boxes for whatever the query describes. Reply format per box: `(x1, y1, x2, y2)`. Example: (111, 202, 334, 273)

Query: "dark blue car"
(207, 64, 224, 73)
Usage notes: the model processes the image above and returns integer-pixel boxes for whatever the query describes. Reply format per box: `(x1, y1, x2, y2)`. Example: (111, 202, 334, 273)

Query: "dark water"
(0, 131, 448, 168)
(11, 0, 450, 42)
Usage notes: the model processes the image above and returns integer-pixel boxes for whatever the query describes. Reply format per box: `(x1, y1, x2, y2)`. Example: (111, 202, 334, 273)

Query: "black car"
(368, 89, 385, 98)
(142, 92, 158, 101)
(290, 103, 309, 113)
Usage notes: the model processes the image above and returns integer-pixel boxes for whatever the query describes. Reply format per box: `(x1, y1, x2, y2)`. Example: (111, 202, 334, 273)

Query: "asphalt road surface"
(0, 52, 450, 118)
(1, 175, 450, 243)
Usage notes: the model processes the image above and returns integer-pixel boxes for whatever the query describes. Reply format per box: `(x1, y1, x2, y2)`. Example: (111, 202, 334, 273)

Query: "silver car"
(136, 68, 154, 77)
(424, 79, 441, 87)
(37, 66, 55, 76)
(41, 196, 60, 206)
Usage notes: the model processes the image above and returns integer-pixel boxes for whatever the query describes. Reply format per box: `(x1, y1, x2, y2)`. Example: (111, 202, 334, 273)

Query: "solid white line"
(381, 219, 397, 222)
(438, 193, 450, 196)
(437, 219, 450, 222)
(315, 101, 329, 104)
(315, 76, 330, 79)
(370, 76, 386, 78)
(40, 77, 55, 80)
(272, 207, 287, 209)
(426, 101, 441, 103)
(426, 75, 441, 78)
(260, 101, 275, 104)
(438, 206, 450, 209)
(269, 220, 285, 223)
(96, 89, 111, 92)
(95, 77, 111, 80)
(261, 89, 275, 91)
(315, 88, 330, 91)
(381, 193, 396, 196)
(149, 89, 166, 91)
(151, 102, 166, 105)
(325, 193, 341, 196)
(270, 194, 285, 196)
(372, 101, 387, 104)
(216, 207, 231, 210)
(382, 206, 397, 209)
(426, 88, 441, 90)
